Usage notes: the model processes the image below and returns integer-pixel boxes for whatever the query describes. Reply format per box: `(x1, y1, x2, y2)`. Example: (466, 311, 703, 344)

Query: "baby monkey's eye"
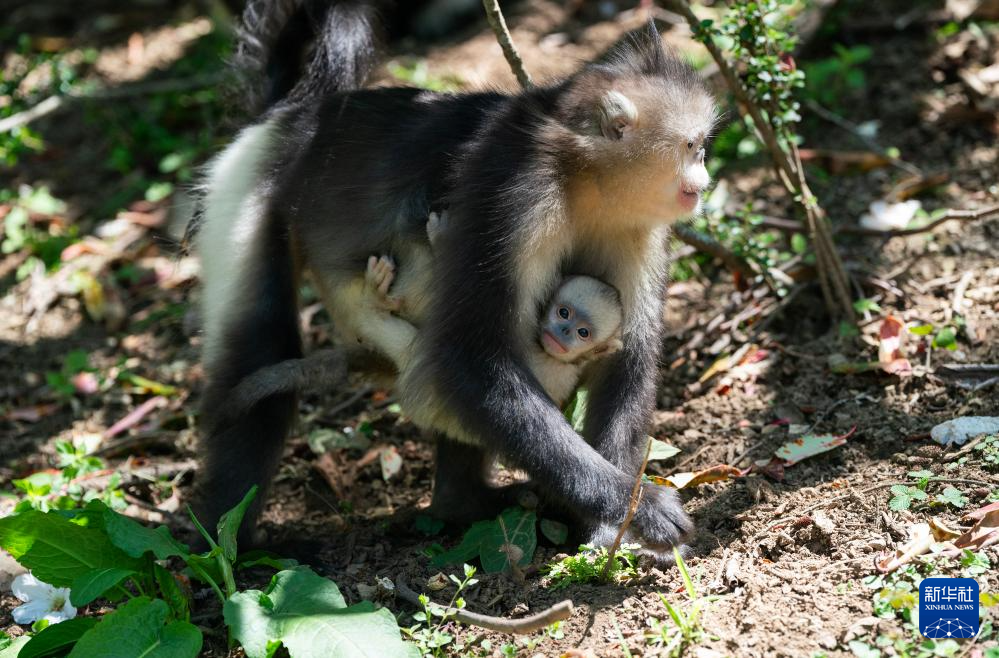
(686, 140, 693, 150)
(577, 327, 590, 339)
(557, 307, 570, 320)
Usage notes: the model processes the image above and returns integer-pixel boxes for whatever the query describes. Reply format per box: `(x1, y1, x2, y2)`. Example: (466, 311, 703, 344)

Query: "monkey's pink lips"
(541, 330, 568, 355)
(679, 187, 701, 209)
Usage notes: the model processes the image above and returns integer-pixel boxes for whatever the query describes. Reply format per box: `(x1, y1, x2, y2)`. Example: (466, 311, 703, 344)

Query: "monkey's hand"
(589, 484, 692, 558)
(426, 210, 449, 246)
(365, 255, 403, 311)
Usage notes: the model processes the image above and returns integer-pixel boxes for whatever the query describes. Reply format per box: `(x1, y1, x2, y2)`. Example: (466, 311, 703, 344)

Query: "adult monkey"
(193, 0, 716, 557)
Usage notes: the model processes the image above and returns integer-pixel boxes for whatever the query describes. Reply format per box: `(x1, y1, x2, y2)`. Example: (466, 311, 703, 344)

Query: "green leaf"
(0, 636, 30, 658)
(237, 550, 300, 572)
(413, 515, 445, 537)
(430, 520, 493, 568)
(790, 233, 807, 254)
(647, 439, 680, 461)
(936, 486, 967, 508)
(932, 326, 957, 350)
(154, 564, 190, 622)
(431, 508, 537, 574)
(0, 510, 145, 587)
(20, 617, 97, 658)
(102, 507, 189, 560)
(217, 486, 258, 562)
(889, 495, 911, 511)
(539, 519, 568, 545)
(479, 508, 536, 574)
(70, 567, 135, 606)
(852, 298, 881, 314)
(224, 567, 418, 658)
(563, 388, 588, 433)
(908, 324, 934, 336)
(68, 598, 201, 658)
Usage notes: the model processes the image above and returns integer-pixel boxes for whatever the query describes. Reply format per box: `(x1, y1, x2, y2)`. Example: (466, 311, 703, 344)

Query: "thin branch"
(482, 0, 532, 88)
(395, 574, 574, 634)
(601, 438, 653, 579)
(841, 203, 999, 237)
(0, 73, 226, 133)
(760, 204, 999, 237)
(804, 99, 922, 177)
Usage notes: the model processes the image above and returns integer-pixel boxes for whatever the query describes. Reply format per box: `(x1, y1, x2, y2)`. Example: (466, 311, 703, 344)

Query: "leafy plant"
(402, 564, 478, 657)
(11, 435, 124, 514)
(0, 485, 417, 656)
(544, 544, 639, 590)
(934, 486, 967, 509)
(645, 549, 714, 657)
(803, 44, 873, 109)
(888, 485, 927, 511)
(227, 567, 418, 658)
(430, 507, 538, 574)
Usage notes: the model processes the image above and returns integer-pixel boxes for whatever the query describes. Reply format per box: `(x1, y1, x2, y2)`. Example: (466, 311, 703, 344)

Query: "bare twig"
(0, 73, 226, 133)
(481, 1, 532, 88)
(395, 574, 574, 634)
(601, 438, 653, 579)
(841, 203, 999, 237)
(804, 100, 922, 176)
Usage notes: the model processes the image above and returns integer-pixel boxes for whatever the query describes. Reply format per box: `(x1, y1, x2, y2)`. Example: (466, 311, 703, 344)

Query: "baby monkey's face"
(539, 276, 623, 364)
(540, 300, 600, 362)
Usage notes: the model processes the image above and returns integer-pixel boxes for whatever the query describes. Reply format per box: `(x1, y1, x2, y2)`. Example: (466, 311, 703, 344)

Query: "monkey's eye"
(557, 307, 570, 320)
(687, 140, 693, 150)
(577, 327, 590, 339)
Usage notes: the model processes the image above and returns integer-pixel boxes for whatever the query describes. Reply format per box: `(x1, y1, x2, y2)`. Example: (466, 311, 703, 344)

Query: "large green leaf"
(67, 598, 201, 658)
(19, 617, 98, 658)
(217, 486, 257, 562)
(0, 511, 145, 587)
(154, 564, 190, 622)
(479, 508, 536, 574)
(101, 507, 189, 560)
(224, 567, 418, 658)
(70, 568, 135, 606)
(431, 508, 536, 574)
(429, 520, 494, 568)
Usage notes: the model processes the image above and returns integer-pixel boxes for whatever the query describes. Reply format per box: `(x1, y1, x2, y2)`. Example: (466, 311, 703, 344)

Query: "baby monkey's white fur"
(352, 211, 624, 408)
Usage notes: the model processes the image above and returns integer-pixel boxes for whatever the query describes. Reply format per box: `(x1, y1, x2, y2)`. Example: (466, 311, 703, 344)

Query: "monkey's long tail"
(235, 0, 385, 112)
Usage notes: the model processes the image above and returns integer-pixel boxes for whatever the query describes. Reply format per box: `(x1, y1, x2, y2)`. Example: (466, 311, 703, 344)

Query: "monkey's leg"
(429, 437, 528, 524)
(194, 213, 303, 544)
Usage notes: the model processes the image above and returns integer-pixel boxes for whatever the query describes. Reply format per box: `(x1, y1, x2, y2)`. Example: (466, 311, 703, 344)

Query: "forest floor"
(1, 1, 998, 657)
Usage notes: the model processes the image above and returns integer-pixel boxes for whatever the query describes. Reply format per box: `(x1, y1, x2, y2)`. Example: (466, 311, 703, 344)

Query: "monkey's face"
(539, 277, 623, 363)
(540, 301, 602, 362)
(563, 78, 716, 230)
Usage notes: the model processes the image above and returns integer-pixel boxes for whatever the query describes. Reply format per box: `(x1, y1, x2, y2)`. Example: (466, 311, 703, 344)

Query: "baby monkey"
(363, 211, 623, 407)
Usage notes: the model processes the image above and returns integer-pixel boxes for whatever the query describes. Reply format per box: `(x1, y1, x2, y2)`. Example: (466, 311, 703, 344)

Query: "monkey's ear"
(598, 90, 638, 140)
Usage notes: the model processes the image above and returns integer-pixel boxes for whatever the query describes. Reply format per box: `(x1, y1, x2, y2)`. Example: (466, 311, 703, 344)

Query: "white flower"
(10, 573, 77, 625)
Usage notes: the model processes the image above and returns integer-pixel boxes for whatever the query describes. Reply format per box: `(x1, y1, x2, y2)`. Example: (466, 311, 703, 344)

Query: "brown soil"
(2, 1, 998, 657)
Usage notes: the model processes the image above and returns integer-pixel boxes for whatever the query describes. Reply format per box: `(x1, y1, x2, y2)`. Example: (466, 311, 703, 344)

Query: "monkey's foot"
(365, 255, 402, 310)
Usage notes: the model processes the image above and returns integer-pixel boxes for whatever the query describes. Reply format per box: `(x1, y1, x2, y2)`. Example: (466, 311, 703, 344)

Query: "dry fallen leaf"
(774, 427, 856, 466)
(379, 445, 403, 481)
(650, 464, 744, 489)
(878, 316, 912, 376)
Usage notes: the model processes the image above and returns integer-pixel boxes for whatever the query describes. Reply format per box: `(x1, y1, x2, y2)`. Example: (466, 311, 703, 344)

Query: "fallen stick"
(395, 574, 574, 634)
